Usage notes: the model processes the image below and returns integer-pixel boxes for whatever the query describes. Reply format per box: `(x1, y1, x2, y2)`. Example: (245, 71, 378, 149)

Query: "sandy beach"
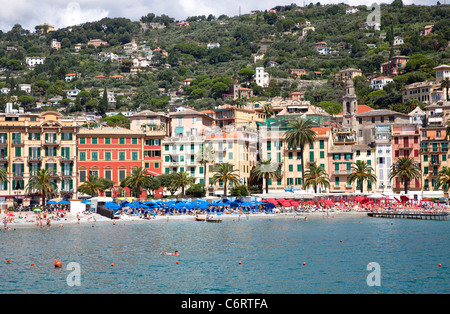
(0, 210, 369, 229)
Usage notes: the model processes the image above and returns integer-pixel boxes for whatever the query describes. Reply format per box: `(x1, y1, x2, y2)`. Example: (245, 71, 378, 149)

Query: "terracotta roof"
(337, 105, 374, 116)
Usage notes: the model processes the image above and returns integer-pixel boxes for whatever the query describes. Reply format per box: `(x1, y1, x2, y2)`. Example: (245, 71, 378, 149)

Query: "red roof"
(337, 105, 374, 116)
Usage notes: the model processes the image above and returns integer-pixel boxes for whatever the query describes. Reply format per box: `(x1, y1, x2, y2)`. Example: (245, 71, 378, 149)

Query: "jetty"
(367, 211, 448, 221)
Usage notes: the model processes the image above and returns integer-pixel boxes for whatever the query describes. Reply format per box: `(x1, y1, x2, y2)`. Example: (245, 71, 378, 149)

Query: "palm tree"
(173, 172, 194, 197)
(441, 77, 450, 101)
(251, 159, 282, 194)
(262, 103, 274, 119)
(26, 168, 58, 207)
(98, 178, 115, 196)
(389, 157, 421, 194)
(195, 144, 215, 189)
(438, 166, 450, 197)
(78, 174, 104, 197)
(284, 118, 317, 185)
(121, 167, 153, 198)
(0, 168, 8, 186)
(211, 163, 240, 197)
(347, 160, 377, 193)
(303, 164, 330, 193)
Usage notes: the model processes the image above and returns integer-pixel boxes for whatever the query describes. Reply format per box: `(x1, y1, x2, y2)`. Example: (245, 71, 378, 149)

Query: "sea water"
(0, 215, 448, 294)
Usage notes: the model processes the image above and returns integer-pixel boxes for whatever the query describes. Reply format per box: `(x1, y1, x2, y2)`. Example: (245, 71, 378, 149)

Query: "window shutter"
(69, 179, 73, 190)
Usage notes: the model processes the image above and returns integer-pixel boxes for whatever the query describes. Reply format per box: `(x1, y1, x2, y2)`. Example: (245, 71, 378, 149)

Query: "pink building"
(391, 125, 421, 192)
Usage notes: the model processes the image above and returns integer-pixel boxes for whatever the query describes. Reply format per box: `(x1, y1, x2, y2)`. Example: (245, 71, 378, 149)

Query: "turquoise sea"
(0, 215, 448, 294)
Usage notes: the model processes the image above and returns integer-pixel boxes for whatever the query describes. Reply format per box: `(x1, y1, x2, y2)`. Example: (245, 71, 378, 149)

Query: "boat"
(195, 217, 222, 223)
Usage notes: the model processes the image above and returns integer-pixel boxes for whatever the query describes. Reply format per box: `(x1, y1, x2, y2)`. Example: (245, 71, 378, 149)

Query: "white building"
(317, 47, 331, 55)
(346, 7, 359, 14)
(254, 67, 270, 88)
(370, 76, 394, 90)
(393, 36, 404, 46)
(25, 57, 45, 67)
(18, 84, 32, 94)
(206, 43, 220, 49)
(434, 64, 450, 82)
(375, 125, 393, 193)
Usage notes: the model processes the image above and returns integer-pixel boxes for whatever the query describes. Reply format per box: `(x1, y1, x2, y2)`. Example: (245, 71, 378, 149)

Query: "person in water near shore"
(161, 250, 179, 256)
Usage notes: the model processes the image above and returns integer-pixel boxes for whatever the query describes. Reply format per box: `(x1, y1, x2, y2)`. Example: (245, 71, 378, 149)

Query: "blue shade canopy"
(105, 202, 120, 209)
(81, 200, 93, 204)
(46, 200, 58, 204)
(58, 200, 70, 205)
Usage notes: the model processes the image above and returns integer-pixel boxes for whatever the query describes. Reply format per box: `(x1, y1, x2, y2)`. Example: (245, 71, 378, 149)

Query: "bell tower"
(342, 78, 358, 131)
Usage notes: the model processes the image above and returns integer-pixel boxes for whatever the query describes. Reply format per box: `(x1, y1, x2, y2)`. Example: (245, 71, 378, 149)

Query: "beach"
(0, 209, 369, 229)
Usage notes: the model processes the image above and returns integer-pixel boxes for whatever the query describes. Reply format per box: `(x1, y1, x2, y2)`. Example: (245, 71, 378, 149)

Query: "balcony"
(0, 156, 8, 163)
(13, 172, 24, 178)
(61, 156, 74, 162)
(60, 188, 74, 194)
(12, 140, 24, 147)
(61, 171, 73, 178)
(43, 139, 59, 146)
(28, 156, 42, 162)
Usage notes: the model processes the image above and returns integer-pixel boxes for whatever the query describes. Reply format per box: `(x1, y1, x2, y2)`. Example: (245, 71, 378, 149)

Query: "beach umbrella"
(355, 196, 365, 202)
(324, 200, 333, 206)
(7, 213, 14, 217)
(33, 208, 42, 212)
(81, 200, 93, 205)
(291, 201, 299, 207)
(46, 200, 58, 205)
(57, 209, 65, 212)
(58, 200, 70, 205)
(281, 202, 291, 207)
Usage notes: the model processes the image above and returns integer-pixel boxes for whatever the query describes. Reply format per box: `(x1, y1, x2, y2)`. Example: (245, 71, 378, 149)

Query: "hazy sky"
(0, 0, 439, 33)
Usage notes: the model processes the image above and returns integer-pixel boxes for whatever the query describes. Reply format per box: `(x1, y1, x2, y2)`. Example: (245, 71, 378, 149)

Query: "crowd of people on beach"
(1, 197, 448, 229)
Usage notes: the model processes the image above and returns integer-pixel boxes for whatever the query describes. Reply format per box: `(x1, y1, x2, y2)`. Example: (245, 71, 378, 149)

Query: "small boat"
(195, 217, 222, 223)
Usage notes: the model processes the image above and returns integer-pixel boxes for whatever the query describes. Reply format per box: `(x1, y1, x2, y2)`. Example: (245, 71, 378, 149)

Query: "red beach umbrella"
(355, 196, 365, 202)
(291, 201, 300, 207)
(324, 200, 333, 206)
(281, 202, 291, 207)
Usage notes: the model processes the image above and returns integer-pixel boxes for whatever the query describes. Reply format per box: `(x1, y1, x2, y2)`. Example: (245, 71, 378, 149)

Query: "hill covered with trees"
(0, 0, 449, 116)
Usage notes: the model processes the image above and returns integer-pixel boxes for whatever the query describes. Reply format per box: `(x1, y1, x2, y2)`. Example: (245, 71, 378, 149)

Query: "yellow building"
(0, 111, 84, 207)
(259, 126, 331, 192)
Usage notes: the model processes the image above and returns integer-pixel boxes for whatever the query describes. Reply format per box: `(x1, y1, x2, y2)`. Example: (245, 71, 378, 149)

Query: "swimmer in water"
(161, 250, 179, 256)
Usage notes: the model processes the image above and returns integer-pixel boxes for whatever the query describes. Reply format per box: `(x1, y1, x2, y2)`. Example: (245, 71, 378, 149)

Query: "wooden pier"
(367, 211, 448, 221)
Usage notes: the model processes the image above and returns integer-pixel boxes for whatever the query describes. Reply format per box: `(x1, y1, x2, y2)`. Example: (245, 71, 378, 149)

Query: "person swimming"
(161, 250, 179, 256)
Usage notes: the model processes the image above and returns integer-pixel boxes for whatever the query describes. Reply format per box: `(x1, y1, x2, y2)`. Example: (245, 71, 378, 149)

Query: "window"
(92, 152, 98, 161)
(132, 138, 138, 145)
(105, 170, 112, 181)
(119, 138, 125, 145)
(80, 137, 85, 144)
(132, 152, 138, 160)
(119, 170, 126, 181)
(105, 152, 111, 161)
(105, 138, 111, 144)
(119, 152, 125, 161)
(80, 152, 86, 161)
(92, 138, 98, 144)
(80, 171, 86, 182)
(378, 157, 385, 164)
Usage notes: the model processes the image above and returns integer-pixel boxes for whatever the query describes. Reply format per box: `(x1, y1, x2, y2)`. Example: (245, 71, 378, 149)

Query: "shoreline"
(1, 210, 369, 229)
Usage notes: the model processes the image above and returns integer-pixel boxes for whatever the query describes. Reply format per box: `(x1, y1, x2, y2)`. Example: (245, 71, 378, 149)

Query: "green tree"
(121, 167, 153, 198)
(238, 68, 255, 87)
(389, 157, 421, 194)
(211, 163, 240, 197)
(284, 119, 317, 184)
(78, 174, 104, 197)
(100, 113, 130, 128)
(441, 78, 450, 101)
(438, 167, 450, 197)
(195, 145, 215, 188)
(303, 164, 330, 193)
(173, 172, 194, 197)
(347, 160, 377, 193)
(26, 168, 58, 207)
(99, 87, 109, 115)
(251, 159, 282, 194)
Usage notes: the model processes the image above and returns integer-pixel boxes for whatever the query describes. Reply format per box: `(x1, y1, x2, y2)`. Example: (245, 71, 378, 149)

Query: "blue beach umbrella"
(46, 200, 58, 205)
(58, 200, 70, 205)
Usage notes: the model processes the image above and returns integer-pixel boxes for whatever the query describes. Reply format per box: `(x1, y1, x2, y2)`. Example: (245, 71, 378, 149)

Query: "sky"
(0, 0, 439, 33)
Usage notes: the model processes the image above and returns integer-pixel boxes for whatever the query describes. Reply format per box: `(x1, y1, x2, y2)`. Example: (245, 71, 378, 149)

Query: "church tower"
(342, 78, 358, 131)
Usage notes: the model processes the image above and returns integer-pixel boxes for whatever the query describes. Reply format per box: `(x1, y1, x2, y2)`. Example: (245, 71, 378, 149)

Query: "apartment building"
(0, 111, 82, 207)
(77, 126, 146, 198)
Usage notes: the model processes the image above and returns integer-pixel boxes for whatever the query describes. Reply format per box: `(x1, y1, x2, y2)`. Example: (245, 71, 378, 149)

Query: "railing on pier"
(367, 211, 448, 221)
